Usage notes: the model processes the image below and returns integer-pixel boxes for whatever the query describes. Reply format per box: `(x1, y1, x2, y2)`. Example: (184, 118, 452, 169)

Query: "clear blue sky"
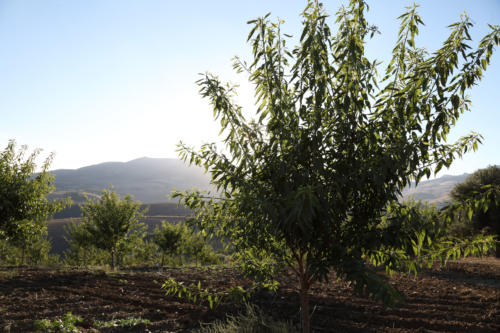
(0, 0, 499, 176)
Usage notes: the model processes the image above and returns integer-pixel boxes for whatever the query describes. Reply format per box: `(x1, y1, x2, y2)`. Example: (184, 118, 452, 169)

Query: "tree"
(0, 232, 53, 265)
(80, 188, 147, 270)
(174, 1, 499, 331)
(449, 165, 500, 257)
(182, 229, 214, 266)
(64, 220, 94, 267)
(153, 221, 183, 266)
(0, 140, 70, 264)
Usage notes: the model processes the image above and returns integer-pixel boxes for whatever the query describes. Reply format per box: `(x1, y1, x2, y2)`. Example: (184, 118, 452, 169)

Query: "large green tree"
(449, 165, 500, 257)
(0, 140, 70, 264)
(80, 188, 147, 270)
(175, 1, 499, 331)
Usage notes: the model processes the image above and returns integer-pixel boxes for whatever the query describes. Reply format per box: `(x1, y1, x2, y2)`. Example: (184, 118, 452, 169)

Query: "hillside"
(402, 173, 469, 204)
(47, 157, 477, 206)
(48, 157, 212, 203)
(45, 165, 491, 255)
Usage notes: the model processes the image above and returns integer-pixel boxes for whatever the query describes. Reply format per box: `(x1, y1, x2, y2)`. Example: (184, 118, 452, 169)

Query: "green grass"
(93, 316, 151, 329)
(34, 312, 82, 333)
(195, 304, 298, 333)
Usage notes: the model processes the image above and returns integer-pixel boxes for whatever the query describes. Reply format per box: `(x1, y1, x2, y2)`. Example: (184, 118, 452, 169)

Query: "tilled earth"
(0, 257, 499, 332)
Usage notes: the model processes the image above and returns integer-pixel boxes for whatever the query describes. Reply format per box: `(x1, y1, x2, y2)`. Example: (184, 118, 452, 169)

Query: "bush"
(62, 245, 109, 267)
(154, 221, 220, 266)
(124, 238, 161, 266)
(448, 165, 500, 257)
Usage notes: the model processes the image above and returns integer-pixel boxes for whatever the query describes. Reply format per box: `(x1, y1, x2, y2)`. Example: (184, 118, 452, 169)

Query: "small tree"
(0, 232, 53, 266)
(64, 220, 94, 267)
(153, 221, 183, 266)
(115, 222, 147, 267)
(24, 233, 53, 265)
(0, 140, 70, 264)
(128, 237, 159, 266)
(449, 165, 500, 257)
(80, 188, 147, 270)
(174, 1, 499, 332)
(183, 230, 210, 266)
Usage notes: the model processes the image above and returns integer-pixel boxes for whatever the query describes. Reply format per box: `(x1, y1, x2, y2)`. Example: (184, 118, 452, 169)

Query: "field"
(0, 257, 499, 332)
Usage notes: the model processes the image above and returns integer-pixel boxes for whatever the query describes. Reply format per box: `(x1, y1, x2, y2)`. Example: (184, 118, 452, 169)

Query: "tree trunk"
(296, 251, 312, 333)
(496, 239, 500, 258)
(21, 246, 25, 266)
(161, 254, 165, 267)
(300, 279, 310, 333)
(111, 249, 115, 270)
(83, 248, 87, 267)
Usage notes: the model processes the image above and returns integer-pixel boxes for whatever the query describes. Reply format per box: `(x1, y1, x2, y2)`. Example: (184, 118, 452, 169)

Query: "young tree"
(80, 188, 147, 270)
(115, 222, 147, 267)
(175, 1, 499, 331)
(153, 221, 183, 266)
(449, 165, 500, 256)
(0, 231, 53, 265)
(128, 237, 159, 266)
(182, 229, 211, 266)
(0, 140, 70, 264)
(64, 220, 94, 267)
(23, 233, 53, 265)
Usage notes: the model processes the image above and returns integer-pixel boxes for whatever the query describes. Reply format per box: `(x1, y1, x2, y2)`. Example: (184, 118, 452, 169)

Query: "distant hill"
(403, 166, 499, 204)
(44, 157, 491, 255)
(402, 173, 469, 204)
(47, 156, 489, 207)
(53, 201, 189, 219)
(48, 157, 212, 204)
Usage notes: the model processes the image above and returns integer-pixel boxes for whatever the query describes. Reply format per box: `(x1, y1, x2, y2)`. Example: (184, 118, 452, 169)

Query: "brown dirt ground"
(0, 257, 498, 332)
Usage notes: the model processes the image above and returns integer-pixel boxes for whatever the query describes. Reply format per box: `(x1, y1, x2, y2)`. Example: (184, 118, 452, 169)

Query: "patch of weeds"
(0, 270, 18, 279)
(162, 278, 251, 309)
(195, 304, 298, 333)
(93, 316, 151, 329)
(33, 312, 83, 332)
(162, 278, 278, 310)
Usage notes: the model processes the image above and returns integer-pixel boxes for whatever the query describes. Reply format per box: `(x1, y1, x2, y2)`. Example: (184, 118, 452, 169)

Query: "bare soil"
(0, 257, 499, 332)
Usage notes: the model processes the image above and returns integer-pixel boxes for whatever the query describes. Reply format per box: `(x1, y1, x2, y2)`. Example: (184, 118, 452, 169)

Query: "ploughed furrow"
(1, 259, 499, 333)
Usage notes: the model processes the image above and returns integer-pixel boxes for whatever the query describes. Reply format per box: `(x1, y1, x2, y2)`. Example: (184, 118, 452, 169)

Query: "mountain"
(49, 157, 212, 203)
(48, 156, 481, 205)
(402, 173, 469, 204)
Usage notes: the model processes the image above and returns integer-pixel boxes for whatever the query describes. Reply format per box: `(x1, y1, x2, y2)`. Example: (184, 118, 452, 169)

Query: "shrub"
(448, 165, 500, 257)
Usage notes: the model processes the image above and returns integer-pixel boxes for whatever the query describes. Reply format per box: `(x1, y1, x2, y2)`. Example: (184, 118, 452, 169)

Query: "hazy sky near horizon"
(0, 0, 499, 175)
